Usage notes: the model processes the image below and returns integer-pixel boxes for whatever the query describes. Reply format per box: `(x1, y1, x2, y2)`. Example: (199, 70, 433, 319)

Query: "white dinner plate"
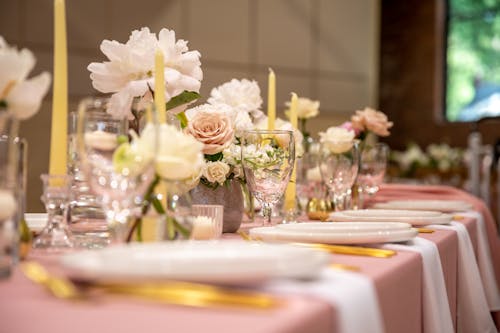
(60, 240, 329, 285)
(372, 200, 473, 213)
(250, 222, 418, 245)
(329, 209, 452, 226)
(25, 213, 48, 233)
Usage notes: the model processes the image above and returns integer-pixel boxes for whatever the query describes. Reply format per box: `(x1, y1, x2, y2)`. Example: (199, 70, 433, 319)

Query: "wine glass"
(241, 130, 295, 225)
(69, 97, 126, 247)
(319, 140, 360, 211)
(77, 101, 157, 244)
(358, 143, 389, 196)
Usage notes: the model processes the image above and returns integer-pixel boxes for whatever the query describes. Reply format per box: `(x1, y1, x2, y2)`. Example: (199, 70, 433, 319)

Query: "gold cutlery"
(292, 242, 396, 258)
(21, 261, 280, 309)
(416, 228, 435, 233)
(21, 261, 82, 300)
(453, 215, 464, 220)
(330, 263, 361, 272)
(238, 231, 396, 258)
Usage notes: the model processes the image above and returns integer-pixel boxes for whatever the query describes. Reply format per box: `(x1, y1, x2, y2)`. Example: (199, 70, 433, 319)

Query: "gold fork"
(238, 231, 396, 258)
(20, 261, 280, 309)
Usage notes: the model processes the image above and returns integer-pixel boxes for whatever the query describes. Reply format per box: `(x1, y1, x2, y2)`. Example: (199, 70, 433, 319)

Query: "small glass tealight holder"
(191, 204, 224, 240)
(33, 174, 74, 251)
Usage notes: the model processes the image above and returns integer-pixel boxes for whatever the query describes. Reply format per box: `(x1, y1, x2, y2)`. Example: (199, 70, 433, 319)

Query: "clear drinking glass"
(319, 140, 360, 211)
(32, 174, 74, 251)
(358, 143, 389, 196)
(77, 102, 157, 244)
(241, 130, 295, 225)
(69, 98, 128, 247)
(0, 112, 17, 276)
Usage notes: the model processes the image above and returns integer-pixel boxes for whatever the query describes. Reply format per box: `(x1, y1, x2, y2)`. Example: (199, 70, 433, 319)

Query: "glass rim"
(242, 129, 294, 134)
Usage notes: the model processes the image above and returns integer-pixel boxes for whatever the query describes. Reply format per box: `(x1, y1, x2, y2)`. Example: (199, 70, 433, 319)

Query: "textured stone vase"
(190, 180, 244, 233)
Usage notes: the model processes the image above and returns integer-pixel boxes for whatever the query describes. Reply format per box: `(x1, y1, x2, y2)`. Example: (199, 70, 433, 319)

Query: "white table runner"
(430, 222, 497, 333)
(383, 237, 454, 333)
(263, 268, 385, 333)
(458, 210, 500, 311)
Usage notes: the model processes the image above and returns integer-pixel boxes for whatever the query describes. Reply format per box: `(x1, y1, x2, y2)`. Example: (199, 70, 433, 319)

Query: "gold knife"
(21, 261, 280, 309)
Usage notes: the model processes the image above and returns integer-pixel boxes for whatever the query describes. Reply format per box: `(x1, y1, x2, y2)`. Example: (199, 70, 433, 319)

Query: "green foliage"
(446, 0, 500, 121)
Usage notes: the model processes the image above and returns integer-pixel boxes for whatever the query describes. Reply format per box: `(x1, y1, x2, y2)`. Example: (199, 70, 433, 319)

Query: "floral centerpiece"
(284, 97, 319, 152)
(87, 27, 205, 240)
(0, 36, 52, 255)
(341, 107, 393, 143)
(390, 142, 465, 185)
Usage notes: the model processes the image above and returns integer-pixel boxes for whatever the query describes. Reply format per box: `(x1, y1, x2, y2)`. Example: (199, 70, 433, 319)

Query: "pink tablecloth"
(0, 184, 499, 333)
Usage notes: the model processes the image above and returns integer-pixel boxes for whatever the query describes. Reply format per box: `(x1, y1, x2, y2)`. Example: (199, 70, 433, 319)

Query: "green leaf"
(166, 91, 200, 111)
(176, 111, 189, 129)
(205, 152, 223, 162)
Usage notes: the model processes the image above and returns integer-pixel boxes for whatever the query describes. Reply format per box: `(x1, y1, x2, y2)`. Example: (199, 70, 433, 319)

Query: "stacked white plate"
(249, 222, 417, 245)
(372, 199, 472, 213)
(60, 240, 329, 285)
(329, 209, 452, 226)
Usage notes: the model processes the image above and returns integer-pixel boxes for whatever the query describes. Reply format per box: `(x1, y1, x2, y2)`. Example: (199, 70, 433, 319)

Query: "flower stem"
(126, 174, 160, 242)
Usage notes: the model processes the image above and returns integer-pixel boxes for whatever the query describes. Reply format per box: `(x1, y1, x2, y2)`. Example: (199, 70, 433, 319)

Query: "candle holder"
(33, 174, 74, 251)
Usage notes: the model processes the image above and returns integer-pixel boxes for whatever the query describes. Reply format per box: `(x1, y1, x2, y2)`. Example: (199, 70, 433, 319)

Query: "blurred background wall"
(0, 0, 380, 212)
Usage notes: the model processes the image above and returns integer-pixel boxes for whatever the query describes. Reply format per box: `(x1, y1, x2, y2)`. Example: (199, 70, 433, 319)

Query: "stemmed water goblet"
(357, 143, 389, 197)
(241, 130, 295, 225)
(77, 101, 157, 244)
(318, 140, 360, 211)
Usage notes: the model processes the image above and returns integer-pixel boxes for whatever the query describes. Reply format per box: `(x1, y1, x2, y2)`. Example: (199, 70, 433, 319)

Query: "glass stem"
(262, 203, 272, 225)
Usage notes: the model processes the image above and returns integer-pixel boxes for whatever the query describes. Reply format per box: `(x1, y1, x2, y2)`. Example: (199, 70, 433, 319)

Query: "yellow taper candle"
(284, 92, 298, 212)
(49, 0, 68, 175)
(154, 49, 166, 124)
(267, 68, 276, 130)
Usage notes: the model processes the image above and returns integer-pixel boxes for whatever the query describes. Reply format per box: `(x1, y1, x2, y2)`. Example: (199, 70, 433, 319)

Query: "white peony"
(203, 161, 230, 186)
(319, 126, 355, 154)
(0, 36, 51, 120)
(208, 78, 264, 119)
(284, 97, 320, 120)
(88, 27, 202, 119)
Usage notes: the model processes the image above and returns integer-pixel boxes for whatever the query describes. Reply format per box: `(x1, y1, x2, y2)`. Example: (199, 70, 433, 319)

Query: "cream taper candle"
(49, 0, 68, 175)
(155, 49, 166, 124)
(284, 92, 298, 211)
(267, 69, 276, 130)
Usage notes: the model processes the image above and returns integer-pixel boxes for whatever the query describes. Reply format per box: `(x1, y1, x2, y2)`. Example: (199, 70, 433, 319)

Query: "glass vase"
(190, 180, 244, 232)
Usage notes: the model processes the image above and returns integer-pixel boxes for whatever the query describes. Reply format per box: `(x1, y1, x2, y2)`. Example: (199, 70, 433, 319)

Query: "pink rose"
(185, 108, 235, 155)
(339, 121, 361, 136)
(351, 107, 393, 137)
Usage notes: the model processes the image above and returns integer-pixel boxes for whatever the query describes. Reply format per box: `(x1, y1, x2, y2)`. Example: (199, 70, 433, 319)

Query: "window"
(445, 0, 500, 122)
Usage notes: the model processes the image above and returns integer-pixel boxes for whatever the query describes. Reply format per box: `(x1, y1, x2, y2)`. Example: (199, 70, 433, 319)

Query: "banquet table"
(1, 184, 499, 333)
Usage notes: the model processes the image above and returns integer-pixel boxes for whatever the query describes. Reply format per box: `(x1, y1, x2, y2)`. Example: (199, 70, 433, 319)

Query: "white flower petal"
(7, 72, 51, 120)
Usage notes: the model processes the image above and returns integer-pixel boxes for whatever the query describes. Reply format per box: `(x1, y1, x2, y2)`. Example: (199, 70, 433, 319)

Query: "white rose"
(319, 127, 355, 154)
(203, 161, 230, 185)
(140, 123, 205, 180)
(285, 97, 320, 119)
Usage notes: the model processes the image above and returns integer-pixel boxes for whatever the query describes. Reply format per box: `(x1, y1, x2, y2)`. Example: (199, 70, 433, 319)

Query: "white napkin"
(457, 211, 500, 311)
(430, 222, 497, 333)
(383, 237, 454, 333)
(263, 268, 385, 333)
